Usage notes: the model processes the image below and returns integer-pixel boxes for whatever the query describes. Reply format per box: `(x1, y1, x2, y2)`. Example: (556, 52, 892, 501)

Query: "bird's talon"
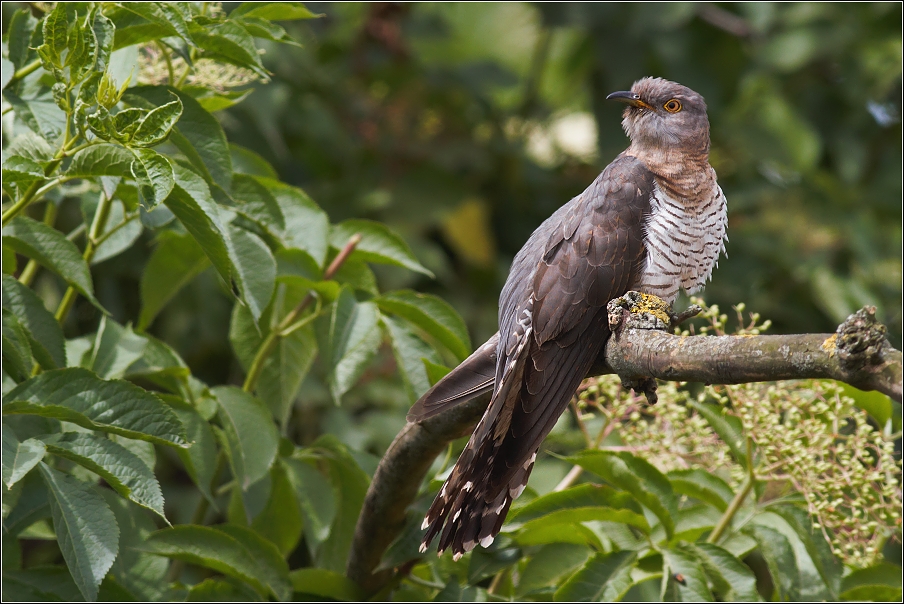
(620, 376, 658, 405)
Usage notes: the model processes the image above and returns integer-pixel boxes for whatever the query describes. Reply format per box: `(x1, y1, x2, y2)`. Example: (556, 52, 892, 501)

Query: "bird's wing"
(421, 155, 654, 556)
(406, 333, 499, 422)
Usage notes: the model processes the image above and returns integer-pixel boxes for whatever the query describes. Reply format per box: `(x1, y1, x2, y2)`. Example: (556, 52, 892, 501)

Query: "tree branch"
(346, 304, 902, 593)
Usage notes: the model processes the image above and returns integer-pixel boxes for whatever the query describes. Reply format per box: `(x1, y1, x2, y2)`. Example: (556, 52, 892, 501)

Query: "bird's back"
(419, 154, 655, 557)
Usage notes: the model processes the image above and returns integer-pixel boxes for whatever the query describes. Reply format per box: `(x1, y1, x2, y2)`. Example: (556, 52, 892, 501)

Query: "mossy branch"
(346, 302, 902, 594)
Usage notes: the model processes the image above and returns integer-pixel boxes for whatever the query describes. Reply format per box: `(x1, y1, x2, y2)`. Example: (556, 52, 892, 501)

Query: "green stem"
(2, 121, 79, 226)
(242, 233, 361, 393)
(93, 212, 139, 248)
(53, 190, 115, 325)
(7, 58, 41, 88)
(707, 437, 756, 544)
(156, 41, 175, 86)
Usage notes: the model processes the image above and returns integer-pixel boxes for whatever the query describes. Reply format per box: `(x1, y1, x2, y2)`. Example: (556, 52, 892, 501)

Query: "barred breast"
(635, 176, 727, 304)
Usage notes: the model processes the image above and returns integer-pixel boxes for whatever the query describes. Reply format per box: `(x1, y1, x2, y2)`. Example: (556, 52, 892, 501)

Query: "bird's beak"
(606, 91, 654, 110)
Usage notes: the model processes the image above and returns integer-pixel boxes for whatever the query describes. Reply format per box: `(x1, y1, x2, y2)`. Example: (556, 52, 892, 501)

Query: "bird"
(407, 77, 728, 560)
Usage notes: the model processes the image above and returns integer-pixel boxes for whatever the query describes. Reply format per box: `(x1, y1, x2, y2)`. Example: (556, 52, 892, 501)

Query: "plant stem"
(156, 40, 175, 86)
(2, 121, 80, 226)
(7, 58, 41, 88)
(242, 233, 361, 393)
(53, 190, 115, 324)
(707, 437, 756, 544)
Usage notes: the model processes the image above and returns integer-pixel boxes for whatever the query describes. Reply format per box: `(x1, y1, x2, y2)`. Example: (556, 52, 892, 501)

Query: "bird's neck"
(624, 143, 714, 202)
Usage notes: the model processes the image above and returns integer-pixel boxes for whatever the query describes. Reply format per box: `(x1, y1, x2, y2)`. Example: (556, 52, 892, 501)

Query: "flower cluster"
(577, 298, 901, 566)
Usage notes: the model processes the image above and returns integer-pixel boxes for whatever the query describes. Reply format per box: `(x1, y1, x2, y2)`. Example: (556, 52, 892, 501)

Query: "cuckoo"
(407, 77, 728, 559)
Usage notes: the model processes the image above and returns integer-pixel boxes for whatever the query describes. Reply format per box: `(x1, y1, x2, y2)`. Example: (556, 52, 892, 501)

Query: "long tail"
(406, 333, 499, 422)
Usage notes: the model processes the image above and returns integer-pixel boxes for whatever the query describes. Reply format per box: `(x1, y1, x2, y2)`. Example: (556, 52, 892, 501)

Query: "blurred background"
(43, 2, 902, 455)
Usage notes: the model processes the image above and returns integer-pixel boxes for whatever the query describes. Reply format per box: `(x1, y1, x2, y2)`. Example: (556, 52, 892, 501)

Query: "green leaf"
(376, 290, 471, 360)
(185, 578, 261, 601)
(770, 504, 842, 597)
(66, 143, 134, 178)
(1, 155, 45, 184)
(2, 426, 46, 488)
(215, 524, 292, 601)
(229, 143, 278, 178)
(4, 92, 66, 140)
(103, 491, 168, 600)
(232, 2, 322, 20)
(0, 56, 12, 91)
(91, 11, 115, 73)
(1, 567, 83, 602)
(117, 2, 193, 46)
(519, 543, 591, 596)
(331, 219, 434, 277)
(840, 383, 893, 426)
(663, 547, 713, 602)
(231, 174, 285, 232)
(250, 462, 303, 556)
(381, 314, 441, 403)
(141, 524, 288, 600)
(316, 287, 382, 404)
(39, 462, 119, 602)
(6, 10, 38, 70)
(189, 20, 267, 77)
(167, 397, 218, 504)
(131, 87, 232, 189)
(283, 457, 335, 547)
(259, 178, 329, 265)
(237, 17, 302, 47)
(424, 359, 451, 385)
(744, 523, 801, 601)
(840, 563, 902, 601)
(554, 550, 637, 602)
(227, 225, 276, 327)
(2, 216, 101, 309)
(332, 256, 378, 295)
(2, 308, 33, 381)
(688, 400, 749, 468)
(508, 484, 650, 536)
(213, 386, 279, 490)
(42, 3, 69, 65)
(3, 368, 188, 447)
(131, 96, 183, 147)
(138, 230, 210, 330)
(130, 148, 175, 210)
(290, 568, 364, 601)
(86, 316, 148, 380)
(683, 543, 758, 601)
(568, 450, 678, 539)
(298, 436, 369, 572)
(667, 469, 734, 512)
(43, 432, 166, 521)
(164, 164, 233, 282)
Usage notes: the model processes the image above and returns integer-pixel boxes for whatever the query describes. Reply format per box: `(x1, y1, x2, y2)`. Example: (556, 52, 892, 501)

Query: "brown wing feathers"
(415, 155, 654, 558)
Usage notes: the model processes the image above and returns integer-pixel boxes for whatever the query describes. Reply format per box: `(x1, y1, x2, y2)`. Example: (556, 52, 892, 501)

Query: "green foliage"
(1, 3, 899, 603)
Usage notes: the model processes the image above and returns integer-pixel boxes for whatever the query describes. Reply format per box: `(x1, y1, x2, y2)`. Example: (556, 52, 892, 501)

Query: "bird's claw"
(621, 376, 658, 405)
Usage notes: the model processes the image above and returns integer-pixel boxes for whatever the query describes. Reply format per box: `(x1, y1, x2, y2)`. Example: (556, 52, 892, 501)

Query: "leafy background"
(1, 2, 901, 602)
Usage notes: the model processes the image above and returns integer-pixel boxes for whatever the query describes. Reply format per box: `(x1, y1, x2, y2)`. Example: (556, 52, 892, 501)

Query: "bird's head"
(608, 77, 710, 157)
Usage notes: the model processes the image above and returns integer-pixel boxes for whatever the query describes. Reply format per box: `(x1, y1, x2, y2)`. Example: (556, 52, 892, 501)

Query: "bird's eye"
(663, 99, 682, 113)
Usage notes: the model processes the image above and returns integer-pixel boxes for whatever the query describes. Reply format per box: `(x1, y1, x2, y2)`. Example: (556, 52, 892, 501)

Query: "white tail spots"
(419, 542, 428, 553)
(464, 481, 473, 492)
(440, 485, 447, 498)
(421, 517, 431, 530)
(453, 552, 464, 562)
(453, 509, 461, 522)
(480, 535, 495, 548)
(510, 484, 526, 499)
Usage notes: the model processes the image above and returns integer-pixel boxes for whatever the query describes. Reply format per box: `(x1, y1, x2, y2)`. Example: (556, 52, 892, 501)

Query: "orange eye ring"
(664, 99, 682, 113)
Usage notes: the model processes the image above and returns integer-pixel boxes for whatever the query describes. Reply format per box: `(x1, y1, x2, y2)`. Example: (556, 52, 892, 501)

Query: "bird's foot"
(620, 375, 658, 406)
(670, 304, 702, 327)
(607, 292, 674, 406)
(607, 291, 671, 333)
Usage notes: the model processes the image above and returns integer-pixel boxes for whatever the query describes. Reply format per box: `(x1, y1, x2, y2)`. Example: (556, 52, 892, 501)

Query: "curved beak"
(607, 91, 653, 110)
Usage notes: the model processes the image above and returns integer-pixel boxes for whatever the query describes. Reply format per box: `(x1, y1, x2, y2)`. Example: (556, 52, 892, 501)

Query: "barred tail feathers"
(419, 439, 538, 559)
